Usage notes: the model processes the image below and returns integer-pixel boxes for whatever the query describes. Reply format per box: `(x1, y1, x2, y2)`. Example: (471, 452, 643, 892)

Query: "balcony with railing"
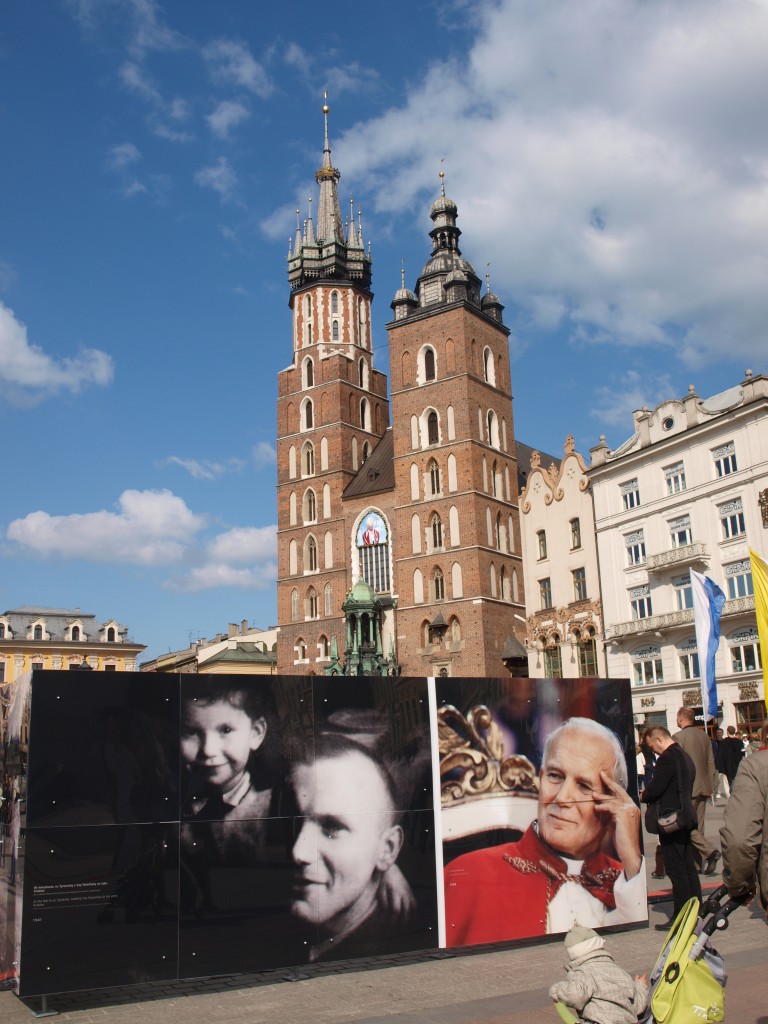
(646, 541, 709, 573)
(606, 594, 755, 641)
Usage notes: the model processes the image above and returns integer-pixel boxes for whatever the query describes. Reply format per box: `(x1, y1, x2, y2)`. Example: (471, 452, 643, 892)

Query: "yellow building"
(139, 621, 278, 675)
(0, 605, 145, 685)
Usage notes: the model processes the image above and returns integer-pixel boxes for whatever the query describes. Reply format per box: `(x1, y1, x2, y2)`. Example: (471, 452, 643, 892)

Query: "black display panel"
(26, 671, 179, 828)
(3, 672, 642, 997)
(177, 676, 312, 978)
(19, 824, 179, 996)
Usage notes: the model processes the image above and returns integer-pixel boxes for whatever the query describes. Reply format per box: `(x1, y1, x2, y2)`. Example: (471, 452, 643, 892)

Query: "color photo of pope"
(443, 709, 646, 946)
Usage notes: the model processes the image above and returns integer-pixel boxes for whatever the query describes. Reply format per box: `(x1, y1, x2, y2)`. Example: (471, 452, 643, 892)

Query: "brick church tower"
(276, 103, 389, 673)
(387, 174, 525, 675)
(276, 110, 525, 676)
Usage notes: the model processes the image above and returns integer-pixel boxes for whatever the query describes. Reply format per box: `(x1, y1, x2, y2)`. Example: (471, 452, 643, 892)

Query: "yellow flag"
(750, 548, 768, 711)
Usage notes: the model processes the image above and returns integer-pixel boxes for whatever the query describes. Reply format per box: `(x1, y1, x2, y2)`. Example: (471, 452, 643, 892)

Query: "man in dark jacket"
(719, 725, 745, 791)
(642, 726, 700, 928)
(674, 707, 719, 874)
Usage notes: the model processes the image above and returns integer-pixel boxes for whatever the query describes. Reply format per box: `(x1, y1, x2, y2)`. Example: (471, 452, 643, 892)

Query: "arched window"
(296, 638, 307, 662)
(331, 290, 339, 314)
(483, 346, 496, 386)
(324, 583, 333, 616)
(450, 616, 461, 642)
(434, 568, 445, 601)
(360, 398, 369, 431)
(429, 458, 441, 495)
(427, 410, 439, 445)
(289, 491, 297, 525)
(303, 398, 314, 430)
(320, 436, 329, 470)
(307, 587, 318, 619)
(359, 359, 365, 387)
(537, 530, 548, 559)
(71, 625, 80, 641)
(303, 442, 315, 476)
(324, 531, 333, 568)
(319, 635, 330, 659)
(500, 566, 509, 601)
(424, 347, 436, 381)
(34, 625, 43, 641)
(304, 357, 314, 388)
(289, 539, 298, 574)
(578, 627, 598, 676)
(544, 637, 563, 678)
(291, 589, 299, 621)
(289, 445, 297, 478)
(357, 511, 391, 593)
(487, 409, 499, 448)
(411, 513, 421, 554)
(414, 568, 424, 604)
(362, 442, 370, 464)
(448, 453, 457, 492)
(432, 513, 443, 549)
(306, 536, 318, 572)
(512, 568, 519, 602)
(449, 505, 460, 547)
(491, 460, 498, 496)
(495, 512, 502, 549)
(451, 562, 463, 598)
(332, 320, 339, 341)
(323, 482, 331, 518)
(303, 488, 316, 523)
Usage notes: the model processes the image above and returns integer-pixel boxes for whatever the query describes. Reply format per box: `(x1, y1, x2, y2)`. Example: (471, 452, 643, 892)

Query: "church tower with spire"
(276, 102, 390, 673)
(386, 173, 526, 675)
(276, 112, 526, 677)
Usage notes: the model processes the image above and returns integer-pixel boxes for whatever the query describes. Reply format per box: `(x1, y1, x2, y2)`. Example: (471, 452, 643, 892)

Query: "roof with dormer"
(0, 606, 140, 645)
(342, 428, 395, 499)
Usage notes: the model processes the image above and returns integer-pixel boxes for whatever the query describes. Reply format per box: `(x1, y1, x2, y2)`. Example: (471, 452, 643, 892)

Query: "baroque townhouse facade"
(0, 606, 145, 749)
(276, 107, 526, 676)
(589, 373, 768, 734)
(519, 437, 607, 679)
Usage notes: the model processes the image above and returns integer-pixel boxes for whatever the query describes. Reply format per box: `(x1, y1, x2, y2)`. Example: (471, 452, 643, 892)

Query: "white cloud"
(252, 442, 276, 469)
(163, 455, 246, 480)
(7, 489, 205, 565)
(334, 0, 768, 367)
(167, 562, 277, 592)
(204, 39, 272, 97)
(195, 157, 238, 201)
(282, 41, 379, 97)
(118, 61, 194, 142)
(67, 0, 186, 58)
(590, 371, 676, 430)
(0, 301, 113, 403)
(207, 526, 276, 564)
(106, 141, 142, 170)
(206, 99, 250, 139)
(165, 525, 278, 592)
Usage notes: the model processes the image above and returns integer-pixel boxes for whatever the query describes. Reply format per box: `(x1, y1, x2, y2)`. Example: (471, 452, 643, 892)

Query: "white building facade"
(519, 437, 607, 678)
(589, 372, 768, 735)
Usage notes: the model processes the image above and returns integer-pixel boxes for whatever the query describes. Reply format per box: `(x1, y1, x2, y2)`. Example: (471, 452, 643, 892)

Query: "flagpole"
(749, 549, 768, 713)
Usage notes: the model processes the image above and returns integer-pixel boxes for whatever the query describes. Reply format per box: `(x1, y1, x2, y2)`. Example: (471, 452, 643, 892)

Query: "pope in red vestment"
(443, 718, 646, 946)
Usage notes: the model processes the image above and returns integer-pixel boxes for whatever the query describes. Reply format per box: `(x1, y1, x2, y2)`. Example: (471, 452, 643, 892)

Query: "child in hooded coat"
(548, 925, 648, 1024)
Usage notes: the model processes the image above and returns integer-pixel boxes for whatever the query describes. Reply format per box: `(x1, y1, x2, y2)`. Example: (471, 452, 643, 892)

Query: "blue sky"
(2, 0, 767, 661)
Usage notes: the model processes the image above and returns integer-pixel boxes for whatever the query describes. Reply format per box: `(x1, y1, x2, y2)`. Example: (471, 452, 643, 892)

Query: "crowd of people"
(636, 711, 768, 930)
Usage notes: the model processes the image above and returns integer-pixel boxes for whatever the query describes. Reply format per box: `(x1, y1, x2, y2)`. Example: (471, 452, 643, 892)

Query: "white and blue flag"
(691, 569, 726, 723)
